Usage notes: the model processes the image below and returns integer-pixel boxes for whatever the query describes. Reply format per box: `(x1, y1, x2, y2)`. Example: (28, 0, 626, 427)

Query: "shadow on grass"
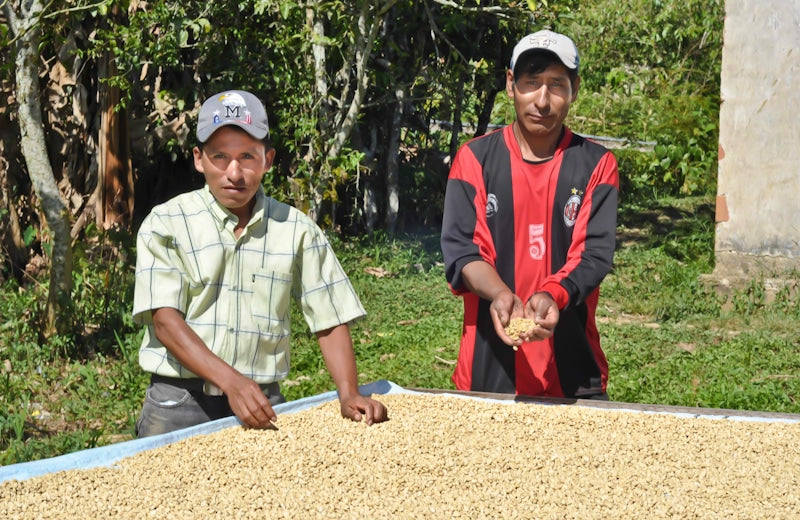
(616, 197, 716, 255)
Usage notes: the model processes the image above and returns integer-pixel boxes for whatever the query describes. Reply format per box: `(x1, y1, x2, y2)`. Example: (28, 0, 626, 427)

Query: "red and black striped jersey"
(441, 125, 619, 397)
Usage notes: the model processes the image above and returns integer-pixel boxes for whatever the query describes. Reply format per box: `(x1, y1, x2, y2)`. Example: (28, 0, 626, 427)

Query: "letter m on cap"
(225, 106, 241, 118)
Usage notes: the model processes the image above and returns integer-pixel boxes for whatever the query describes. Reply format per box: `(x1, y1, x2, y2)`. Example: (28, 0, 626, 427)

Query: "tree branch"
(430, 0, 514, 19)
(327, 0, 397, 160)
(423, 0, 467, 65)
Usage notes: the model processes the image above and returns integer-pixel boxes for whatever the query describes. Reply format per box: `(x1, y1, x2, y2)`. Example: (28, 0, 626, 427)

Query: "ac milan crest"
(563, 188, 583, 227)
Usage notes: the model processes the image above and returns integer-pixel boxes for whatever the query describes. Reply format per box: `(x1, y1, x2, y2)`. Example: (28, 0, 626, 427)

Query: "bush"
(568, 0, 723, 197)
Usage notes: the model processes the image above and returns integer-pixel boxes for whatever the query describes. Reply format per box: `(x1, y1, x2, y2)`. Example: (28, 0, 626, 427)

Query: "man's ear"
(192, 146, 205, 173)
(571, 76, 581, 102)
(265, 147, 276, 169)
(506, 69, 516, 98)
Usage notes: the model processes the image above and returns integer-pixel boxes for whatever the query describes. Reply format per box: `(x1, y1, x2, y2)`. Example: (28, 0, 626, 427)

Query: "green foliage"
(0, 326, 146, 465)
(0, 224, 144, 464)
(484, 0, 723, 199)
(69, 224, 137, 356)
(606, 324, 800, 412)
(5, 0, 723, 241)
(48, 0, 723, 228)
(79, 0, 381, 217)
(568, 0, 723, 197)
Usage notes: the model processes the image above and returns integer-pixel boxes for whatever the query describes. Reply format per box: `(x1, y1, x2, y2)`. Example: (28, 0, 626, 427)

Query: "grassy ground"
(2, 194, 799, 466)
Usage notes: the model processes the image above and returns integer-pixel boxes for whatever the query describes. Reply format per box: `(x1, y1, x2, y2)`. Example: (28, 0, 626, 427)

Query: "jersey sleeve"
(440, 144, 497, 294)
(541, 150, 619, 309)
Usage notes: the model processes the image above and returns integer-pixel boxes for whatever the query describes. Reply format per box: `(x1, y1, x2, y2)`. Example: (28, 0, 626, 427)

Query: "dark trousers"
(135, 374, 285, 438)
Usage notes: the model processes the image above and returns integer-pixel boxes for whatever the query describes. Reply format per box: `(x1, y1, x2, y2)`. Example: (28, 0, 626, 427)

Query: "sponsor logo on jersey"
(486, 193, 498, 219)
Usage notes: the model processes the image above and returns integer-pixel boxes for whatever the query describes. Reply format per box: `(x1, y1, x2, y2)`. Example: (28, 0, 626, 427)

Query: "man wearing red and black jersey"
(441, 30, 619, 398)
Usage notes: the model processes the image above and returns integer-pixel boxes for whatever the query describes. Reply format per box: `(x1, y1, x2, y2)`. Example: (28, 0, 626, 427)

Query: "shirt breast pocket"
(251, 269, 293, 332)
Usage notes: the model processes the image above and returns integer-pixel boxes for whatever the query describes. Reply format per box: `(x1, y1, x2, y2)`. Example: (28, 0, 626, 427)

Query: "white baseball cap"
(510, 30, 580, 75)
(196, 90, 270, 143)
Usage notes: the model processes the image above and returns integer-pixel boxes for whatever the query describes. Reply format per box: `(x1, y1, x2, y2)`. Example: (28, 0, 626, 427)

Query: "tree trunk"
(304, 7, 326, 222)
(448, 78, 464, 164)
(96, 52, 134, 228)
(317, 0, 397, 224)
(350, 124, 379, 234)
(0, 76, 28, 280)
(384, 87, 404, 234)
(0, 178, 28, 281)
(309, 7, 329, 134)
(475, 80, 502, 138)
(7, 0, 74, 337)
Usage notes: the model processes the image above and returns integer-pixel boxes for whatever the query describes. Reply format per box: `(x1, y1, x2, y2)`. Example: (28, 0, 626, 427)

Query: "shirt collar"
(202, 185, 266, 233)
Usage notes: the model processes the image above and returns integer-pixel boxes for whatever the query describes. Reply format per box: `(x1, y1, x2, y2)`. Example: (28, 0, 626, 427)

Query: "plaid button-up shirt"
(133, 185, 366, 382)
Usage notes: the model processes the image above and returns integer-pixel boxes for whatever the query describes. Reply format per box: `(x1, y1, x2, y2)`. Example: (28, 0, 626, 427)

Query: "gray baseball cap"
(196, 90, 270, 143)
(510, 30, 580, 75)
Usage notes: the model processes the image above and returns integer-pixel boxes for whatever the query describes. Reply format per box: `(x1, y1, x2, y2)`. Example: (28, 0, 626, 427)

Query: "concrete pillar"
(714, 0, 800, 283)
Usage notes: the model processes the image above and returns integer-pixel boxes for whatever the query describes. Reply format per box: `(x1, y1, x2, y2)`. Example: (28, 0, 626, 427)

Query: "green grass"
(282, 232, 462, 400)
(601, 195, 800, 411)
(2, 195, 799, 466)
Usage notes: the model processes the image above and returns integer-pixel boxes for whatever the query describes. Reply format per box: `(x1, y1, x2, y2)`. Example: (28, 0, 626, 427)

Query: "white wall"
(714, 0, 800, 279)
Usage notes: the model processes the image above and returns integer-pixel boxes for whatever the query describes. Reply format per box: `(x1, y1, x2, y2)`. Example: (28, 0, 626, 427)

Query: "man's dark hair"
(514, 52, 579, 88)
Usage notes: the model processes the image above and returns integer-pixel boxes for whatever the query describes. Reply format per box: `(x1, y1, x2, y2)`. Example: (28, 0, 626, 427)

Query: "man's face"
(506, 57, 579, 140)
(192, 126, 275, 221)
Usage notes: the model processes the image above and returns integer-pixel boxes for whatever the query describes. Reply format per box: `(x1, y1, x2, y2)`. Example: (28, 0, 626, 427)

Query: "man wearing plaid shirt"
(133, 90, 387, 437)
